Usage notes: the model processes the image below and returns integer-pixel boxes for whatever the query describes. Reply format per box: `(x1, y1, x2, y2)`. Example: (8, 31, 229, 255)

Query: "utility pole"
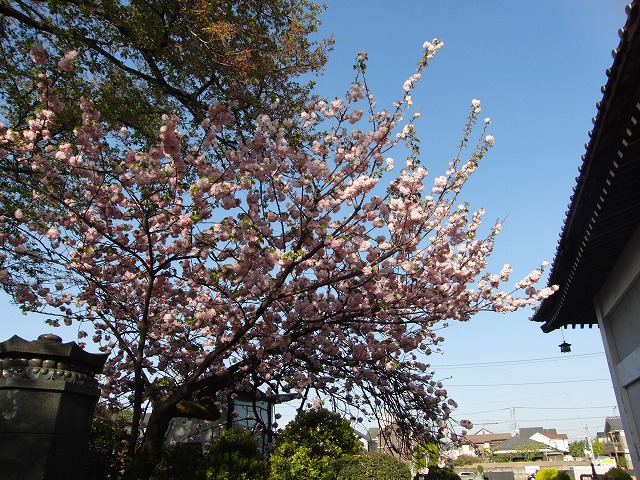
(510, 407, 518, 434)
(585, 425, 596, 459)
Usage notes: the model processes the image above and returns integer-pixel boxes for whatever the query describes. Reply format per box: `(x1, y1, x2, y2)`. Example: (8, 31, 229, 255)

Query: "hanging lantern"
(559, 341, 572, 353)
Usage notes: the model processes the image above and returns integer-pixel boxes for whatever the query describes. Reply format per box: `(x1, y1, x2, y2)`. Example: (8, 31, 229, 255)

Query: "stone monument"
(0, 333, 108, 480)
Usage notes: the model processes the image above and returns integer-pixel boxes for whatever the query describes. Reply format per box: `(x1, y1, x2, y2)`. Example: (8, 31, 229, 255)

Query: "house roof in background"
(543, 432, 568, 440)
(464, 433, 513, 444)
(532, 0, 640, 333)
(494, 435, 552, 453)
(605, 416, 625, 432)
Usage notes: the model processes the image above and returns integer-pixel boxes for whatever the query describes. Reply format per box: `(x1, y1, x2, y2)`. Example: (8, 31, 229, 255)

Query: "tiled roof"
(605, 416, 625, 432)
(494, 435, 552, 453)
(464, 433, 512, 444)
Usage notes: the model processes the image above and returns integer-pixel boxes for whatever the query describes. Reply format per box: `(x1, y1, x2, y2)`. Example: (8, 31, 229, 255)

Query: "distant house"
(492, 435, 553, 461)
(493, 429, 565, 461)
(353, 426, 380, 453)
(457, 429, 513, 456)
(601, 416, 634, 468)
(521, 427, 569, 453)
(531, 0, 640, 471)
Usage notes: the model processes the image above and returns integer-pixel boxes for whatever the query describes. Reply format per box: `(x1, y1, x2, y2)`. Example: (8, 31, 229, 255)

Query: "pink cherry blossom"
(57, 50, 78, 71)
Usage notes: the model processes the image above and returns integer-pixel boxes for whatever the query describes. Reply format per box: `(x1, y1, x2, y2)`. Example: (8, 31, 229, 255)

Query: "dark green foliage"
(150, 428, 268, 480)
(0, 0, 331, 144)
(422, 465, 461, 480)
(556, 472, 573, 480)
(85, 414, 128, 480)
(151, 444, 212, 480)
(334, 453, 411, 480)
(204, 427, 269, 480)
(269, 407, 363, 480)
(603, 467, 633, 480)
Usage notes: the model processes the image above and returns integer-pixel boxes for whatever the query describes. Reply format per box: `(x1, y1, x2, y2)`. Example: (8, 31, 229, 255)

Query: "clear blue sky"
(0, 0, 630, 442)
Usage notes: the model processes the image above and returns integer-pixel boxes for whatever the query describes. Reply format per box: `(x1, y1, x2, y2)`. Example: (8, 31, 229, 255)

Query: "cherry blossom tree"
(0, 0, 330, 143)
(0, 40, 556, 479)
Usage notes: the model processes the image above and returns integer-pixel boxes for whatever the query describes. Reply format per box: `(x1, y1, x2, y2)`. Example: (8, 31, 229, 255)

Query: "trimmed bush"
(151, 427, 268, 480)
(334, 453, 411, 480)
(423, 466, 461, 480)
(536, 468, 559, 480)
(603, 468, 633, 480)
(151, 443, 210, 480)
(269, 407, 362, 480)
(204, 427, 269, 480)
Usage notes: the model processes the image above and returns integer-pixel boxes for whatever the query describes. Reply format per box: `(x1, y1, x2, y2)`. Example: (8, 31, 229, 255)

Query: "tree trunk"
(122, 401, 176, 480)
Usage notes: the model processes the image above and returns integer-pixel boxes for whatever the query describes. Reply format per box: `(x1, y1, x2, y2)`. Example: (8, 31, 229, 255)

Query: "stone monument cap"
(0, 334, 108, 373)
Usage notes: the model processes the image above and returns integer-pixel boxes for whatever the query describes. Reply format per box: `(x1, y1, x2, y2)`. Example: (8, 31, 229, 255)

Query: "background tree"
(269, 406, 362, 480)
(414, 443, 440, 473)
(592, 439, 608, 458)
(453, 454, 482, 467)
(569, 440, 587, 459)
(515, 444, 542, 461)
(0, 0, 330, 143)
(0, 37, 555, 479)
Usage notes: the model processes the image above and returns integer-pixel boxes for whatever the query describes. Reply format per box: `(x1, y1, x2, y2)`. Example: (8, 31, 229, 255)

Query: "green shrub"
(556, 472, 573, 480)
(269, 407, 362, 480)
(603, 468, 633, 480)
(535, 468, 559, 480)
(204, 427, 269, 480)
(151, 427, 269, 480)
(85, 414, 128, 480)
(423, 465, 461, 480)
(151, 443, 210, 480)
(334, 453, 411, 480)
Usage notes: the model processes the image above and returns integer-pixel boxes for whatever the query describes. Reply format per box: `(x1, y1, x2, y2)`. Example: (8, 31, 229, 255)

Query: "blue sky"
(0, 1, 630, 442)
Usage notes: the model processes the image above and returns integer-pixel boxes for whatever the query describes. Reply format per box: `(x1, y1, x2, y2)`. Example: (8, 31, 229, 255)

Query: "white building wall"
(594, 224, 640, 471)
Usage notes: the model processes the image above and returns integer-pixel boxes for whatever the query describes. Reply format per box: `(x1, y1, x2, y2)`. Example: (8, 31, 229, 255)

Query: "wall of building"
(455, 461, 633, 480)
(595, 224, 640, 472)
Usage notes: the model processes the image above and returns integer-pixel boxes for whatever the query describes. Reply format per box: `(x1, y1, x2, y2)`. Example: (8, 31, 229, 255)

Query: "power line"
(516, 405, 616, 410)
(432, 352, 604, 369)
(447, 378, 610, 387)
(466, 416, 607, 422)
(461, 406, 616, 415)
